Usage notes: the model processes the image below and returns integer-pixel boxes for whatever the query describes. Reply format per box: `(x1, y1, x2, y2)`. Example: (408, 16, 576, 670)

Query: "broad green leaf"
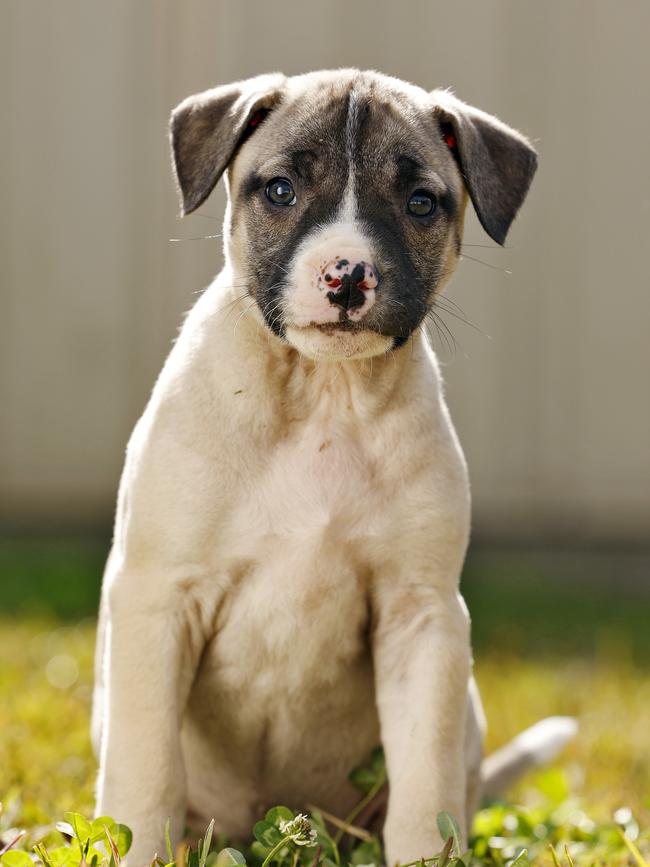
(111, 825, 132, 858)
(347, 768, 376, 794)
(1, 853, 34, 867)
(364, 747, 385, 773)
(348, 748, 386, 795)
(44, 845, 79, 867)
(253, 821, 282, 848)
(436, 813, 461, 856)
(506, 850, 530, 866)
(249, 842, 268, 861)
(348, 838, 382, 866)
(90, 817, 117, 845)
(84, 845, 107, 865)
(63, 813, 93, 846)
(264, 808, 293, 827)
(214, 848, 246, 867)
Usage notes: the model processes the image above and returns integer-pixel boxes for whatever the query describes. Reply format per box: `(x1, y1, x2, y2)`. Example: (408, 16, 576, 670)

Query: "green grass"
(1, 536, 649, 865)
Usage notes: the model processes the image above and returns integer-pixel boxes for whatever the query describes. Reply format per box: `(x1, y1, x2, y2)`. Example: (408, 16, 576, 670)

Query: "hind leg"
(464, 677, 487, 832)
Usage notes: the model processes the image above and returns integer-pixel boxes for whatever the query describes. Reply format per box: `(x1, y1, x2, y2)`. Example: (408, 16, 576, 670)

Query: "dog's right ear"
(170, 73, 286, 216)
(432, 90, 537, 245)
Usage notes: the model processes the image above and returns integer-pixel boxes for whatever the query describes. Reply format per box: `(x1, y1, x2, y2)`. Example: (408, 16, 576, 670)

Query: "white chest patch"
(211, 392, 383, 694)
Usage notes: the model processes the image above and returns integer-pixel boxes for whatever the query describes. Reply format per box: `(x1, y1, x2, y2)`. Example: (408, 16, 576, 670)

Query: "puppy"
(93, 68, 560, 865)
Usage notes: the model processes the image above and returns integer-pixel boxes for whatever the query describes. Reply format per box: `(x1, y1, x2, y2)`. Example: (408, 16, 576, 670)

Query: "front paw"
(383, 812, 466, 867)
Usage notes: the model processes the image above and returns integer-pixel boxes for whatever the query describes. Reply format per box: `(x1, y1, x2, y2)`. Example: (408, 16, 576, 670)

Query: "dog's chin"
(284, 324, 394, 361)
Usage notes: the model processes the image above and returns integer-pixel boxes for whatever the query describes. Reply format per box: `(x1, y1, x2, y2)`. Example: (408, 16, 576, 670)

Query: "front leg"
(373, 580, 471, 866)
(95, 569, 200, 865)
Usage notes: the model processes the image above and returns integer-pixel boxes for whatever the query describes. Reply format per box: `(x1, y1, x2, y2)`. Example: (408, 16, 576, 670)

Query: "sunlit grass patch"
(2, 535, 650, 866)
(1, 617, 649, 865)
(0, 621, 96, 824)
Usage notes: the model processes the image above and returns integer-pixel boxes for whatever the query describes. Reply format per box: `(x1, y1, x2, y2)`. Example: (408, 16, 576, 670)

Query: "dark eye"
(265, 177, 296, 206)
(407, 189, 437, 217)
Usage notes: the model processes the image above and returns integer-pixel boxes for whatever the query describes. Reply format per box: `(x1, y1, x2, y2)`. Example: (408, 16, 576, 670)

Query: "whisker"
(461, 242, 510, 250)
(432, 297, 491, 340)
(432, 293, 468, 317)
(169, 233, 223, 242)
(233, 299, 258, 338)
(221, 292, 253, 322)
(191, 280, 252, 297)
(423, 314, 448, 355)
(460, 253, 512, 274)
(425, 308, 459, 355)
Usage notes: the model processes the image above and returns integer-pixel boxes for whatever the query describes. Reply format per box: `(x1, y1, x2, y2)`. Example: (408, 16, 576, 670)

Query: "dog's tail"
(481, 716, 578, 797)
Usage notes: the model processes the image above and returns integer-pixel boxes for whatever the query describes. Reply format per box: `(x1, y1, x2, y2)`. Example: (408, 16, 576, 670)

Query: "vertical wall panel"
(1, 0, 648, 539)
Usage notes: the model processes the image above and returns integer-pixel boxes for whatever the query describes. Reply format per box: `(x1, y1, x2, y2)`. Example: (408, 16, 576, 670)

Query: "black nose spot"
(324, 273, 332, 282)
(327, 263, 370, 312)
(349, 263, 366, 284)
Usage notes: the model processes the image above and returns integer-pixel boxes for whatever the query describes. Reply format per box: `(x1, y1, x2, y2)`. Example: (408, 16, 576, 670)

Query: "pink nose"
(318, 258, 379, 312)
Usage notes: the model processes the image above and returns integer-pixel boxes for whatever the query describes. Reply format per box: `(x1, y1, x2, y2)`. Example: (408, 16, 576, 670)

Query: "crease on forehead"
(232, 70, 457, 198)
(229, 85, 350, 190)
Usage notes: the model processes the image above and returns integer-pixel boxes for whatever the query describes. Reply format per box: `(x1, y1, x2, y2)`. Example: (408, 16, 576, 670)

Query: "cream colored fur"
(93, 69, 520, 867)
(93, 255, 483, 865)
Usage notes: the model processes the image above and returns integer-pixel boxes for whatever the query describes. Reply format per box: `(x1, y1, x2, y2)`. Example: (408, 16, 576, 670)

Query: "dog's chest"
(246, 414, 379, 542)
(212, 395, 386, 693)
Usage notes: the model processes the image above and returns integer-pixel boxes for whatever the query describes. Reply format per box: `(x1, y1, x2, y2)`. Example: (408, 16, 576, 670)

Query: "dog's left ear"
(432, 90, 538, 245)
(171, 73, 286, 215)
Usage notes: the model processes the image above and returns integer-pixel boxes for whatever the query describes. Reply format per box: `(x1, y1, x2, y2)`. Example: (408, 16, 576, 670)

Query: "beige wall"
(1, 0, 649, 540)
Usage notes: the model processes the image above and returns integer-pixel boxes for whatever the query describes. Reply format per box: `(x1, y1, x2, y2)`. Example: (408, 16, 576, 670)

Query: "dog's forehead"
(283, 68, 431, 114)
(233, 70, 444, 183)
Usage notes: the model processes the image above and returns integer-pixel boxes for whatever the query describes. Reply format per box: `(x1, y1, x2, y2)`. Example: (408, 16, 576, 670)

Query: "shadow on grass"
(2, 534, 650, 663)
(462, 544, 650, 663)
(0, 535, 108, 620)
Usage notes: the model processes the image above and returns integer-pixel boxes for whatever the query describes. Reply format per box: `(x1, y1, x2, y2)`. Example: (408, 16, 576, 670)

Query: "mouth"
(284, 322, 395, 361)
(310, 320, 367, 334)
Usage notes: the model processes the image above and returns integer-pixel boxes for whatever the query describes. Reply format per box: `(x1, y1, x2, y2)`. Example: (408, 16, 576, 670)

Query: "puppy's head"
(171, 70, 537, 360)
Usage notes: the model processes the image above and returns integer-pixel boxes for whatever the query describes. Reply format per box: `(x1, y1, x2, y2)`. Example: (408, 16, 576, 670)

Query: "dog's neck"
(213, 271, 430, 425)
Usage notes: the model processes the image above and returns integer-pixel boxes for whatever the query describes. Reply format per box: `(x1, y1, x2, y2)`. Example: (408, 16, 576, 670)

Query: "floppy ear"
(432, 90, 538, 245)
(170, 73, 286, 215)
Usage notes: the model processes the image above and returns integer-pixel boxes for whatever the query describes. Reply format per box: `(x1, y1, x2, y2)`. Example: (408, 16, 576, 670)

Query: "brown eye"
(407, 189, 437, 217)
(265, 177, 296, 206)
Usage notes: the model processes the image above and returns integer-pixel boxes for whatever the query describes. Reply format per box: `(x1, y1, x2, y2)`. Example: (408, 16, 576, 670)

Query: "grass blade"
(547, 845, 562, 867)
(165, 819, 174, 864)
(621, 831, 650, 867)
